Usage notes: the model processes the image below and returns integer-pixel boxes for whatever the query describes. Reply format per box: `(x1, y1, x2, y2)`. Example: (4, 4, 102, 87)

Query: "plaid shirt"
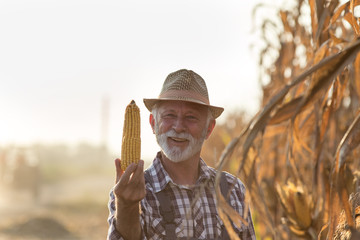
(107, 152, 256, 240)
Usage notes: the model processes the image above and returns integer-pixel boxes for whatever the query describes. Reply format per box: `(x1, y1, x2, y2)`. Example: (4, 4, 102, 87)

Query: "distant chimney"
(100, 95, 110, 150)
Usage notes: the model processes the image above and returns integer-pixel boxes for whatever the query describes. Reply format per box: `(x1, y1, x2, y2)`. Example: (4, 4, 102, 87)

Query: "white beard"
(155, 127, 207, 163)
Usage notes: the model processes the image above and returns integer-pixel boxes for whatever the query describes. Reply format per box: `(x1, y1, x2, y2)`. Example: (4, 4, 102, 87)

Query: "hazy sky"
(0, 0, 276, 160)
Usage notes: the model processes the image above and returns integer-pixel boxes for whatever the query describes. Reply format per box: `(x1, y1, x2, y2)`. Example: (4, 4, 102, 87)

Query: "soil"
(0, 174, 114, 240)
(0, 216, 75, 240)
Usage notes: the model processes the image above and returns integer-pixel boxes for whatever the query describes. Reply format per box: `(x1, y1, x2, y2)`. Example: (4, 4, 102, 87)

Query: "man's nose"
(173, 118, 186, 133)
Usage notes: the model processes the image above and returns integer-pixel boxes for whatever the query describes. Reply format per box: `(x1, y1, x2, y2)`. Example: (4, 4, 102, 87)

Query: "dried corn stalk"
(206, 0, 360, 239)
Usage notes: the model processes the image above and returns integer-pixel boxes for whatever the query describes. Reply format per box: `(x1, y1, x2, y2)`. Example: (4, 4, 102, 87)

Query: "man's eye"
(164, 114, 176, 118)
(187, 116, 197, 120)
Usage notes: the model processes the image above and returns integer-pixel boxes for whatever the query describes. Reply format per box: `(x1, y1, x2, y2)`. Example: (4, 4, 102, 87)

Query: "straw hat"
(143, 69, 224, 119)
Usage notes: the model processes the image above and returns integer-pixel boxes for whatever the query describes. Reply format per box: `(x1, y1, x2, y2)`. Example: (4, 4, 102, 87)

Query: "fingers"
(121, 162, 136, 181)
(115, 158, 123, 183)
(129, 160, 145, 186)
(114, 160, 146, 203)
(132, 160, 144, 180)
(118, 160, 144, 186)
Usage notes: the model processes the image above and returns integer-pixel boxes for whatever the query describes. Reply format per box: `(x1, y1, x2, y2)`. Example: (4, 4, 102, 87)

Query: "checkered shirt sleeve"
(107, 190, 125, 240)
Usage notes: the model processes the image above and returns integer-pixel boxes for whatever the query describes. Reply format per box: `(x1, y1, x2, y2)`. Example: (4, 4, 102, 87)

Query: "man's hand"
(114, 158, 146, 204)
(113, 158, 145, 240)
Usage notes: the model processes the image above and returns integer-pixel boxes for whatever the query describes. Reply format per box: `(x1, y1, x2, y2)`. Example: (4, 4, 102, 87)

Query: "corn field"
(206, 0, 360, 239)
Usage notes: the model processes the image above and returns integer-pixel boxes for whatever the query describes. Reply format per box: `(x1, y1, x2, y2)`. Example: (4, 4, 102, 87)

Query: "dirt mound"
(0, 216, 76, 239)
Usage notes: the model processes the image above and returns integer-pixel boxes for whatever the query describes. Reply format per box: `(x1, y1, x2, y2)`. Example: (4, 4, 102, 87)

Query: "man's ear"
(149, 114, 156, 134)
(205, 119, 216, 139)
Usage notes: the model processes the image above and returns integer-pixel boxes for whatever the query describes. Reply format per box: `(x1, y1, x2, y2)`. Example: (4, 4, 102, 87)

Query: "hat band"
(159, 90, 210, 105)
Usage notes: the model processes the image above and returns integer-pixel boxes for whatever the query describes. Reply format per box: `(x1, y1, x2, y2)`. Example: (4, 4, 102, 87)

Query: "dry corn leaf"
(295, 38, 360, 116)
(313, 0, 324, 25)
(329, 2, 350, 27)
(355, 54, 360, 96)
(305, 39, 332, 96)
(326, 0, 360, 33)
(216, 135, 277, 235)
(264, 124, 288, 138)
(264, 39, 360, 126)
(350, 0, 360, 36)
(314, 40, 330, 66)
(286, 131, 302, 182)
(328, 187, 343, 239)
(335, 112, 360, 171)
(315, 7, 331, 45)
(215, 178, 247, 240)
(239, 85, 289, 172)
(216, 1, 360, 239)
(268, 96, 303, 125)
(309, 0, 318, 40)
(339, 170, 354, 229)
(329, 32, 346, 45)
(245, 152, 277, 234)
(344, 12, 360, 36)
(291, 117, 314, 168)
(319, 100, 332, 142)
(335, 74, 349, 111)
(350, 0, 360, 14)
(280, 11, 292, 33)
(328, 112, 360, 237)
(217, 208, 240, 240)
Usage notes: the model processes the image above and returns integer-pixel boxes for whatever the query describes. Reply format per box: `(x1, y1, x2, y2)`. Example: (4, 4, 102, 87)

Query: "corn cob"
(276, 180, 313, 234)
(121, 100, 141, 170)
(293, 187, 312, 229)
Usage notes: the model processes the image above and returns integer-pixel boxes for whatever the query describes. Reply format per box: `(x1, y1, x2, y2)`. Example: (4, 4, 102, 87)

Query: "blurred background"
(6, 0, 358, 239)
(0, 0, 270, 239)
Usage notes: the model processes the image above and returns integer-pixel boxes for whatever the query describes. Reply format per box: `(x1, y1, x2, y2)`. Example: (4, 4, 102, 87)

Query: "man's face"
(152, 101, 214, 163)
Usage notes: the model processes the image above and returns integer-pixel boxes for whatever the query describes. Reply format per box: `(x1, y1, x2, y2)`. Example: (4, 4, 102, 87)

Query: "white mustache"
(163, 129, 192, 141)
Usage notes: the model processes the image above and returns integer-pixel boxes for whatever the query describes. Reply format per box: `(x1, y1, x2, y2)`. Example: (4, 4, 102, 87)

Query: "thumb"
(115, 158, 123, 183)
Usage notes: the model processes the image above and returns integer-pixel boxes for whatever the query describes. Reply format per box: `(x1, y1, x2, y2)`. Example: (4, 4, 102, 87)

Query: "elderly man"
(107, 69, 256, 240)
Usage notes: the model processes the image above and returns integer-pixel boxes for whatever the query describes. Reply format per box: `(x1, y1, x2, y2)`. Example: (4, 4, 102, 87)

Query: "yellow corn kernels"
(121, 100, 141, 170)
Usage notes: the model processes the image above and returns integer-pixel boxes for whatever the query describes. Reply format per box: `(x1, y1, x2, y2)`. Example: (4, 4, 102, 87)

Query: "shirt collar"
(147, 151, 215, 193)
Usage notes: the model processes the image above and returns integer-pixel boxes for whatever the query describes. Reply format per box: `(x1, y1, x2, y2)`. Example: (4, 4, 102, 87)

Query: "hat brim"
(143, 98, 224, 119)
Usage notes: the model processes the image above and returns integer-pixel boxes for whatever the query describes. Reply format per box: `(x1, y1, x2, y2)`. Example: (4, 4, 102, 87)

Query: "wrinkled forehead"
(156, 100, 209, 114)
